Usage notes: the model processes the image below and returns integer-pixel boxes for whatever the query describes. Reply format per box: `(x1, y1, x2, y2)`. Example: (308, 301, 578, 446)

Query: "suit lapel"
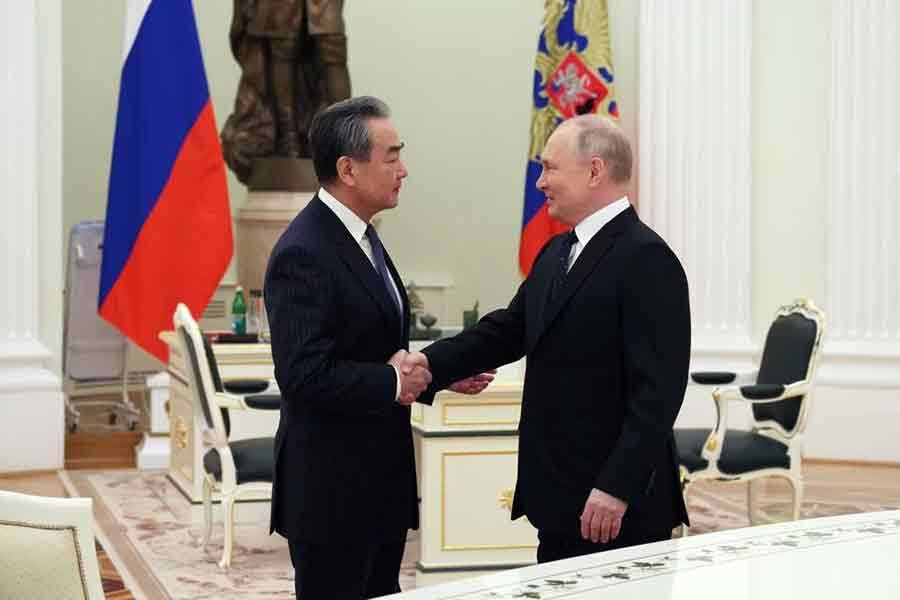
(527, 236, 562, 346)
(536, 207, 637, 340)
(310, 198, 401, 331)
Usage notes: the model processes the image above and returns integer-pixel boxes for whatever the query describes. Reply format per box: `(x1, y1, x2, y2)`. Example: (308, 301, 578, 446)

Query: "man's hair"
(308, 96, 391, 184)
(566, 114, 632, 184)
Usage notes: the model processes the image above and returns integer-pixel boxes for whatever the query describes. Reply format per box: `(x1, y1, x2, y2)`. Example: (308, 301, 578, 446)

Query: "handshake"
(388, 350, 496, 406)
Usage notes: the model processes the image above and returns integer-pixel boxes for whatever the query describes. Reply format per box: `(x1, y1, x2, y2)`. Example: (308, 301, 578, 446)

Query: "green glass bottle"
(231, 286, 247, 335)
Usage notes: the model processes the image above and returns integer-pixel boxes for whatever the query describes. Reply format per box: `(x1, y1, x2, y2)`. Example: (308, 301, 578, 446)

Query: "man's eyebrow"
(387, 142, 405, 153)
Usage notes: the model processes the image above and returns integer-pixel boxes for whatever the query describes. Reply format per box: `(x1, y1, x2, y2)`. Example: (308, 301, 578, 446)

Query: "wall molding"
(827, 0, 900, 353)
(638, 0, 753, 348)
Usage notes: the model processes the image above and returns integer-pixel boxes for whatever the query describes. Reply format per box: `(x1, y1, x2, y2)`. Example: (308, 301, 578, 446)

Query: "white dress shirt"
(567, 196, 631, 272)
(318, 187, 404, 401)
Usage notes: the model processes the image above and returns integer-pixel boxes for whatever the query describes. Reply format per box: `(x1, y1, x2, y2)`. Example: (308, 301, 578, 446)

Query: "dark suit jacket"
(421, 207, 691, 536)
(264, 195, 418, 543)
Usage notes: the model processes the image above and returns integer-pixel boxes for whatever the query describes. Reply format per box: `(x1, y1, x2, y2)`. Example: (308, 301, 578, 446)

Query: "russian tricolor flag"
(100, 0, 233, 362)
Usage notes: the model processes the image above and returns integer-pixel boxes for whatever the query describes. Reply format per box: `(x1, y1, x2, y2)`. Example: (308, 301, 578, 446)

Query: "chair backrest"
(201, 335, 232, 437)
(173, 303, 229, 449)
(753, 298, 826, 433)
(0, 491, 104, 600)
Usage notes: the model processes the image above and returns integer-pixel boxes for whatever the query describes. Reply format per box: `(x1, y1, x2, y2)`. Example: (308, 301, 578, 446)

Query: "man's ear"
(336, 156, 355, 186)
(588, 156, 606, 187)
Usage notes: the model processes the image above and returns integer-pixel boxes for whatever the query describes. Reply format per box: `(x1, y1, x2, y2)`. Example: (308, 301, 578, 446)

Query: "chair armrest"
(714, 380, 809, 404)
(691, 369, 758, 386)
(691, 371, 736, 385)
(245, 393, 281, 410)
(699, 379, 808, 465)
(223, 379, 269, 395)
(739, 383, 784, 399)
(215, 392, 248, 410)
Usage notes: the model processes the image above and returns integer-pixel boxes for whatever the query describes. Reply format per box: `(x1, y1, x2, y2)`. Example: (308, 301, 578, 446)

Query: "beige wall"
(61, 1, 828, 332)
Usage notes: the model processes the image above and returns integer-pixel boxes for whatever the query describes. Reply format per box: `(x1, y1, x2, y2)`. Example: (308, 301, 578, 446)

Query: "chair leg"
(747, 479, 759, 526)
(218, 495, 235, 569)
(202, 475, 213, 549)
(679, 479, 690, 538)
(788, 475, 804, 521)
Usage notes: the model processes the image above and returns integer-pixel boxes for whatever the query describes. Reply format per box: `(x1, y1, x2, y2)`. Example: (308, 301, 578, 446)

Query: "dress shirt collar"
(573, 196, 631, 247)
(319, 187, 369, 244)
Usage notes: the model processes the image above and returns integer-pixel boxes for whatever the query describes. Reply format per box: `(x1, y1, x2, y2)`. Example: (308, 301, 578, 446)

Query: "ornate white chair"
(675, 298, 826, 530)
(173, 303, 278, 569)
(0, 490, 104, 600)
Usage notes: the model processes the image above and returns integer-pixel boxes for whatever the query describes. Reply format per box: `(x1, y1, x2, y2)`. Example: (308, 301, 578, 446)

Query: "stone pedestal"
(235, 190, 315, 292)
(234, 157, 318, 292)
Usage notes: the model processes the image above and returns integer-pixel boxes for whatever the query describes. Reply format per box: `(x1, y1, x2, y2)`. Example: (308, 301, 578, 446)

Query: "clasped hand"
(388, 350, 496, 406)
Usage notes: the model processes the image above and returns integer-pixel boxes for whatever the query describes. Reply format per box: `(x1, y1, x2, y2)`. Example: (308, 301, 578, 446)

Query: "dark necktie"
(365, 224, 402, 318)
(546, 230, 578, 310)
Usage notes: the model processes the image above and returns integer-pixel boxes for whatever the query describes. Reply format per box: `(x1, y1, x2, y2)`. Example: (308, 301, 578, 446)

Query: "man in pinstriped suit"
(264, 96, 491, 599)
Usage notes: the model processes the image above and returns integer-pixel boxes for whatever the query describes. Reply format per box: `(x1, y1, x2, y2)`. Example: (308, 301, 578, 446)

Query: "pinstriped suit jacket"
(264, 195, 417, 543)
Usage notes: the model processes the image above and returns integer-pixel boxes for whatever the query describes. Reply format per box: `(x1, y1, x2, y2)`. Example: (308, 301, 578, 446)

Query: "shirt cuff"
(392, 364, 401, 402)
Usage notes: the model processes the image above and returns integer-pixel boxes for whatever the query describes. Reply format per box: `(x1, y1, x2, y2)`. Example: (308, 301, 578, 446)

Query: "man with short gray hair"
(413, 114, 692, 563)
(264, 96, 491, 598)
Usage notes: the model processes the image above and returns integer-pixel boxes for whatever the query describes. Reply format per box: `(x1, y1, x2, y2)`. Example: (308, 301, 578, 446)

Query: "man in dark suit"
(411, 114, 691, 563)
(264, 97, 491, 599)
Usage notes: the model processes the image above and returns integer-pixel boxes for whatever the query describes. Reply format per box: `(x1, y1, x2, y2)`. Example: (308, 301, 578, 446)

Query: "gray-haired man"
(264, 96, 489, 599)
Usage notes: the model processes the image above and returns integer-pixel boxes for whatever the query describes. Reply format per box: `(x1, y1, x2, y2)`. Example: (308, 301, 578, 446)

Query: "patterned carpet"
(65, 464, 900, 599)
(96, 541, 135, 599)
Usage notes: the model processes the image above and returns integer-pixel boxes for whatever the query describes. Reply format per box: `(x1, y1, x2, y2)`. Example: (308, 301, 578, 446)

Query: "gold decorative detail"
(679, 465, 690, 490)
(499, 488, 514, 511)
(174, 417, 189, 449)
(705, 436, 718, 452)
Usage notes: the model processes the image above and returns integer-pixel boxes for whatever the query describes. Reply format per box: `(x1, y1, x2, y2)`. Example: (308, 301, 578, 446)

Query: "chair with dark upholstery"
(173, 303, 279, 568)
(675, 298, 826, 530)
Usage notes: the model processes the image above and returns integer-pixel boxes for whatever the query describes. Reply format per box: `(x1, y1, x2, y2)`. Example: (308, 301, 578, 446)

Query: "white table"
(384, 509, 900, 599)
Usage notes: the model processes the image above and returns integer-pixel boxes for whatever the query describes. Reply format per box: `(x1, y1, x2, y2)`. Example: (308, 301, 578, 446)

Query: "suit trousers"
(536, 525, 672, 564)
(288, 534, 406, 599)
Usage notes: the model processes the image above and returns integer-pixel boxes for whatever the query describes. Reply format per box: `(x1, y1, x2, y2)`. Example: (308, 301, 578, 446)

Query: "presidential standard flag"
(519, 0, 620, 275)
(99, 0, 233, 361)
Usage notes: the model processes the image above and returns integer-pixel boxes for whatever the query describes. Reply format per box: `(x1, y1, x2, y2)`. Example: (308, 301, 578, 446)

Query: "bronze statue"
(221, 0, 351, 187)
